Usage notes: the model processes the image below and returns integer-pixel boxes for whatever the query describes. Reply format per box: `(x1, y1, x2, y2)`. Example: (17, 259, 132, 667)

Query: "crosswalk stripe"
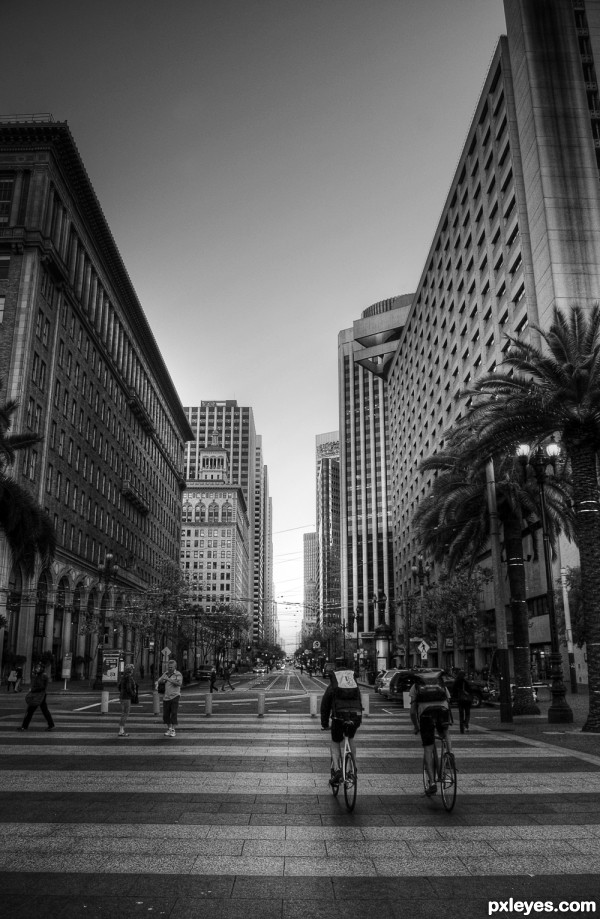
(2, 707, 600, 882)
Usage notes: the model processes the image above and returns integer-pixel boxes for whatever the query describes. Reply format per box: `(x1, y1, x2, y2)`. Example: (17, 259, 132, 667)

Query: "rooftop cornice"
(0, 119, 190, 439)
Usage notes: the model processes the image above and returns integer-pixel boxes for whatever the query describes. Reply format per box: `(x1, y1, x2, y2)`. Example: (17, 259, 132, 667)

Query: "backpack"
(330, 669, 363, 719)
(413, 672, 447, 708)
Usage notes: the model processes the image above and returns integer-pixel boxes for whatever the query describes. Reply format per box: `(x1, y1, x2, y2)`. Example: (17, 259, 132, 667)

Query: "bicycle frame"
(329, 723, 358, 811)
(422, 731, 457, 812)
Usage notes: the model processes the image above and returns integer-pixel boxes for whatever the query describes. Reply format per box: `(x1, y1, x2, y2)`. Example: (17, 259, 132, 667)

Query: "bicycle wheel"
(343, 750, 357, 812)
(330, 760, 340, 797)
(440, 750, 457, 812)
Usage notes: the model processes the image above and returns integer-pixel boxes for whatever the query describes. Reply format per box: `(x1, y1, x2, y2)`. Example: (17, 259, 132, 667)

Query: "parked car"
(374, 668, 398, 695)
(384, 667, 489, 708)
(385, 667, 438, 702)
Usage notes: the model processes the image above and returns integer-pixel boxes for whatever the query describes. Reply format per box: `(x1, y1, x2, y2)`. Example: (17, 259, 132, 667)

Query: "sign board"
(417, 640, 430, 656)
(312, 641, 320, 649)
(61, 652, 72, 680)
(102, 651, 121, 683)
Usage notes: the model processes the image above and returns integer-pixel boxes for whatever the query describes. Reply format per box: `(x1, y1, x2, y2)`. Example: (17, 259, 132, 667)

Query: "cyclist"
(410, 670, 453, 796)
(321, 668, 363, 785)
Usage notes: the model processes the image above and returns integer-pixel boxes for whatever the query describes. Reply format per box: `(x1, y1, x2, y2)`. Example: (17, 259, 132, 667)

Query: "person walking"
(220, 665, 234, 691)
(209, 667, 218, 694)
(117, 664, 137, 737)
(157, 659, 183, 737)
(19, 663, 55, 731)
(7, 668, 17, 691)
(452, 669, 473, 734)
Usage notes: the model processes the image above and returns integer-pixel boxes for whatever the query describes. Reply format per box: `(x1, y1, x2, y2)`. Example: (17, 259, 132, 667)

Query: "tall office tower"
(303, 531, 318, 640)
(338, 295, 412, 667)
(0, 116, 192, 681)
(261, 485, 277, 647)
(385, 0, 599, 676)
(315, 432, 341, 639)
(183, 401, 271, 646)
(180, 432, 251, 666)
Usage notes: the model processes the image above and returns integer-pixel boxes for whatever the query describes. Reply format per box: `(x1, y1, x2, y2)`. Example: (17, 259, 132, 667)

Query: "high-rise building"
(315, 432, 341, 649)
(183, 401, 273, 646)
(385, 0, 595, 678)
(180, 432, 251, 667)
(302, 531, 318, 640)
(338, 295, 412, 668)
(0, 116, 192, 682)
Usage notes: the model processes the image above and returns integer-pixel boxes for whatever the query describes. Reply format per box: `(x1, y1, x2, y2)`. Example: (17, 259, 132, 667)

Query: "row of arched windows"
(182, 503, 233, 524)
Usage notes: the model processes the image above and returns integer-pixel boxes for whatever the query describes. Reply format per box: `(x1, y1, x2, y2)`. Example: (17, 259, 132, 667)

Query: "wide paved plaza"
(1, 678, 599, 918)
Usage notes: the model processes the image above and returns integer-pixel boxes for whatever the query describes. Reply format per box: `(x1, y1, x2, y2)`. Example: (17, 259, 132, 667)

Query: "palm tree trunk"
(569, 443, 600, 732)
(503, 511, 540, 715)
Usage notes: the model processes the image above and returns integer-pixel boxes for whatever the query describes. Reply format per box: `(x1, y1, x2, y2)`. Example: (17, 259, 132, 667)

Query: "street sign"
(313, 641, 320, 649)
(417, 640, 430, 659)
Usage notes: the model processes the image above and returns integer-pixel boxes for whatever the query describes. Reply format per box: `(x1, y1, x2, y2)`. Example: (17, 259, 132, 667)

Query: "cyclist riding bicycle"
(321, 667, 363, 786)
(410, 670, 453, 796)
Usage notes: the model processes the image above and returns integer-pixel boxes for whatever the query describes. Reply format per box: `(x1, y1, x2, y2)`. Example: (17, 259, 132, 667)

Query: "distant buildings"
(180, 432, 251, 665)
(0, 116, 192, 683)
(315, 432, 341, 657)
(183, 401, 274, 648)
(338, 297, 411, 667)
(302, 531, 318, 640)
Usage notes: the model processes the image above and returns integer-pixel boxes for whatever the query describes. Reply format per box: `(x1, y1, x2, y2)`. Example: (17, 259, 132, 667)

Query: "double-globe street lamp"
(516, 440, 573, 724)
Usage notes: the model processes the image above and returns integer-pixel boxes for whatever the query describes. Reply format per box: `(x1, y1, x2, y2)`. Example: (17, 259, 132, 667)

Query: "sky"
(4, 0, 507, 651)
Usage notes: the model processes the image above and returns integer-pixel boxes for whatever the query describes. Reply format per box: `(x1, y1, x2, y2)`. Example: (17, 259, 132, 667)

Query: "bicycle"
(329, 721, 358, 812)
(422, 730, 457, 812)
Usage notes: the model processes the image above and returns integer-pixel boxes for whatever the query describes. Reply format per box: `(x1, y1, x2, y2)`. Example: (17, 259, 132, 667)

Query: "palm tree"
(0, 380, 55, 576)
(414, 446, 573, 715)
(454, 305, 600, 732)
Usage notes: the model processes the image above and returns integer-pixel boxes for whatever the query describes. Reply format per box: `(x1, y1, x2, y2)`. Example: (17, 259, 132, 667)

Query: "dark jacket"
(30, 672, 48, 695)
(320, 683, 362, 728)
(118, 673, 137, 701)
(452, 673, 472, 703)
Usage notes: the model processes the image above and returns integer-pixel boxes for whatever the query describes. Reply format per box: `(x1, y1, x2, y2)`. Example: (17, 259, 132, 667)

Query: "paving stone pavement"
(1, 705, 599, 918)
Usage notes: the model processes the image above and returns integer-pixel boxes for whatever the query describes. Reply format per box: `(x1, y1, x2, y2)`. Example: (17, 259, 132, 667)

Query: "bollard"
(257, 691, 265, 717)
(361, 691, 369, 717)
(205, 693, 212, 717)
(153, 690, 160, 716)
(100, 689, 109, 714)
(309, 692, 318, 717)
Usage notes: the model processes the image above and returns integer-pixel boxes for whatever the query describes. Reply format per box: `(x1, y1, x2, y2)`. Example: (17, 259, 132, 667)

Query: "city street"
(1, 676, 599, 918)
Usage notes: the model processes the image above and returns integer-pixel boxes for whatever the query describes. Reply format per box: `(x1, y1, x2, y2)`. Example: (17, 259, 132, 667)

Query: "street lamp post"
(517, 441, 573, 724)
(93, 552, 118, 690)
(412, 555, 431, 660)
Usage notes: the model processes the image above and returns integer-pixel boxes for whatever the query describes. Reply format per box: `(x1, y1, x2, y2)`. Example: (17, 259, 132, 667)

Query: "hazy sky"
(4, 0, 507, 650)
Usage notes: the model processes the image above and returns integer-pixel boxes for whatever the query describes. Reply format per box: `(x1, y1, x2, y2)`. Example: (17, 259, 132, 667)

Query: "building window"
(0, 177, 14, 225)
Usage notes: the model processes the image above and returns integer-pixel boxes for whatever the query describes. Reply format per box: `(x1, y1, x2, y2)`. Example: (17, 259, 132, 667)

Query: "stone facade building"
(0, 116, 192, 684)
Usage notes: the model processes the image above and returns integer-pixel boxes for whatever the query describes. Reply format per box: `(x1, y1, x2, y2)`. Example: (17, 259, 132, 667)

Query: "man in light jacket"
(157, 659, 183, 737)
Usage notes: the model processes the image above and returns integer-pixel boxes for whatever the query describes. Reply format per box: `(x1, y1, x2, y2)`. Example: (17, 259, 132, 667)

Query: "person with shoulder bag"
(19, 663, 55, 731)
(117, 664, 137, 738)
(452, 669, 473, 734)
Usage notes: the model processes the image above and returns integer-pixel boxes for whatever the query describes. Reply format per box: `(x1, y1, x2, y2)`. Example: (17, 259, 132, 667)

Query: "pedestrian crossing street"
(1, 707, 599, 915)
